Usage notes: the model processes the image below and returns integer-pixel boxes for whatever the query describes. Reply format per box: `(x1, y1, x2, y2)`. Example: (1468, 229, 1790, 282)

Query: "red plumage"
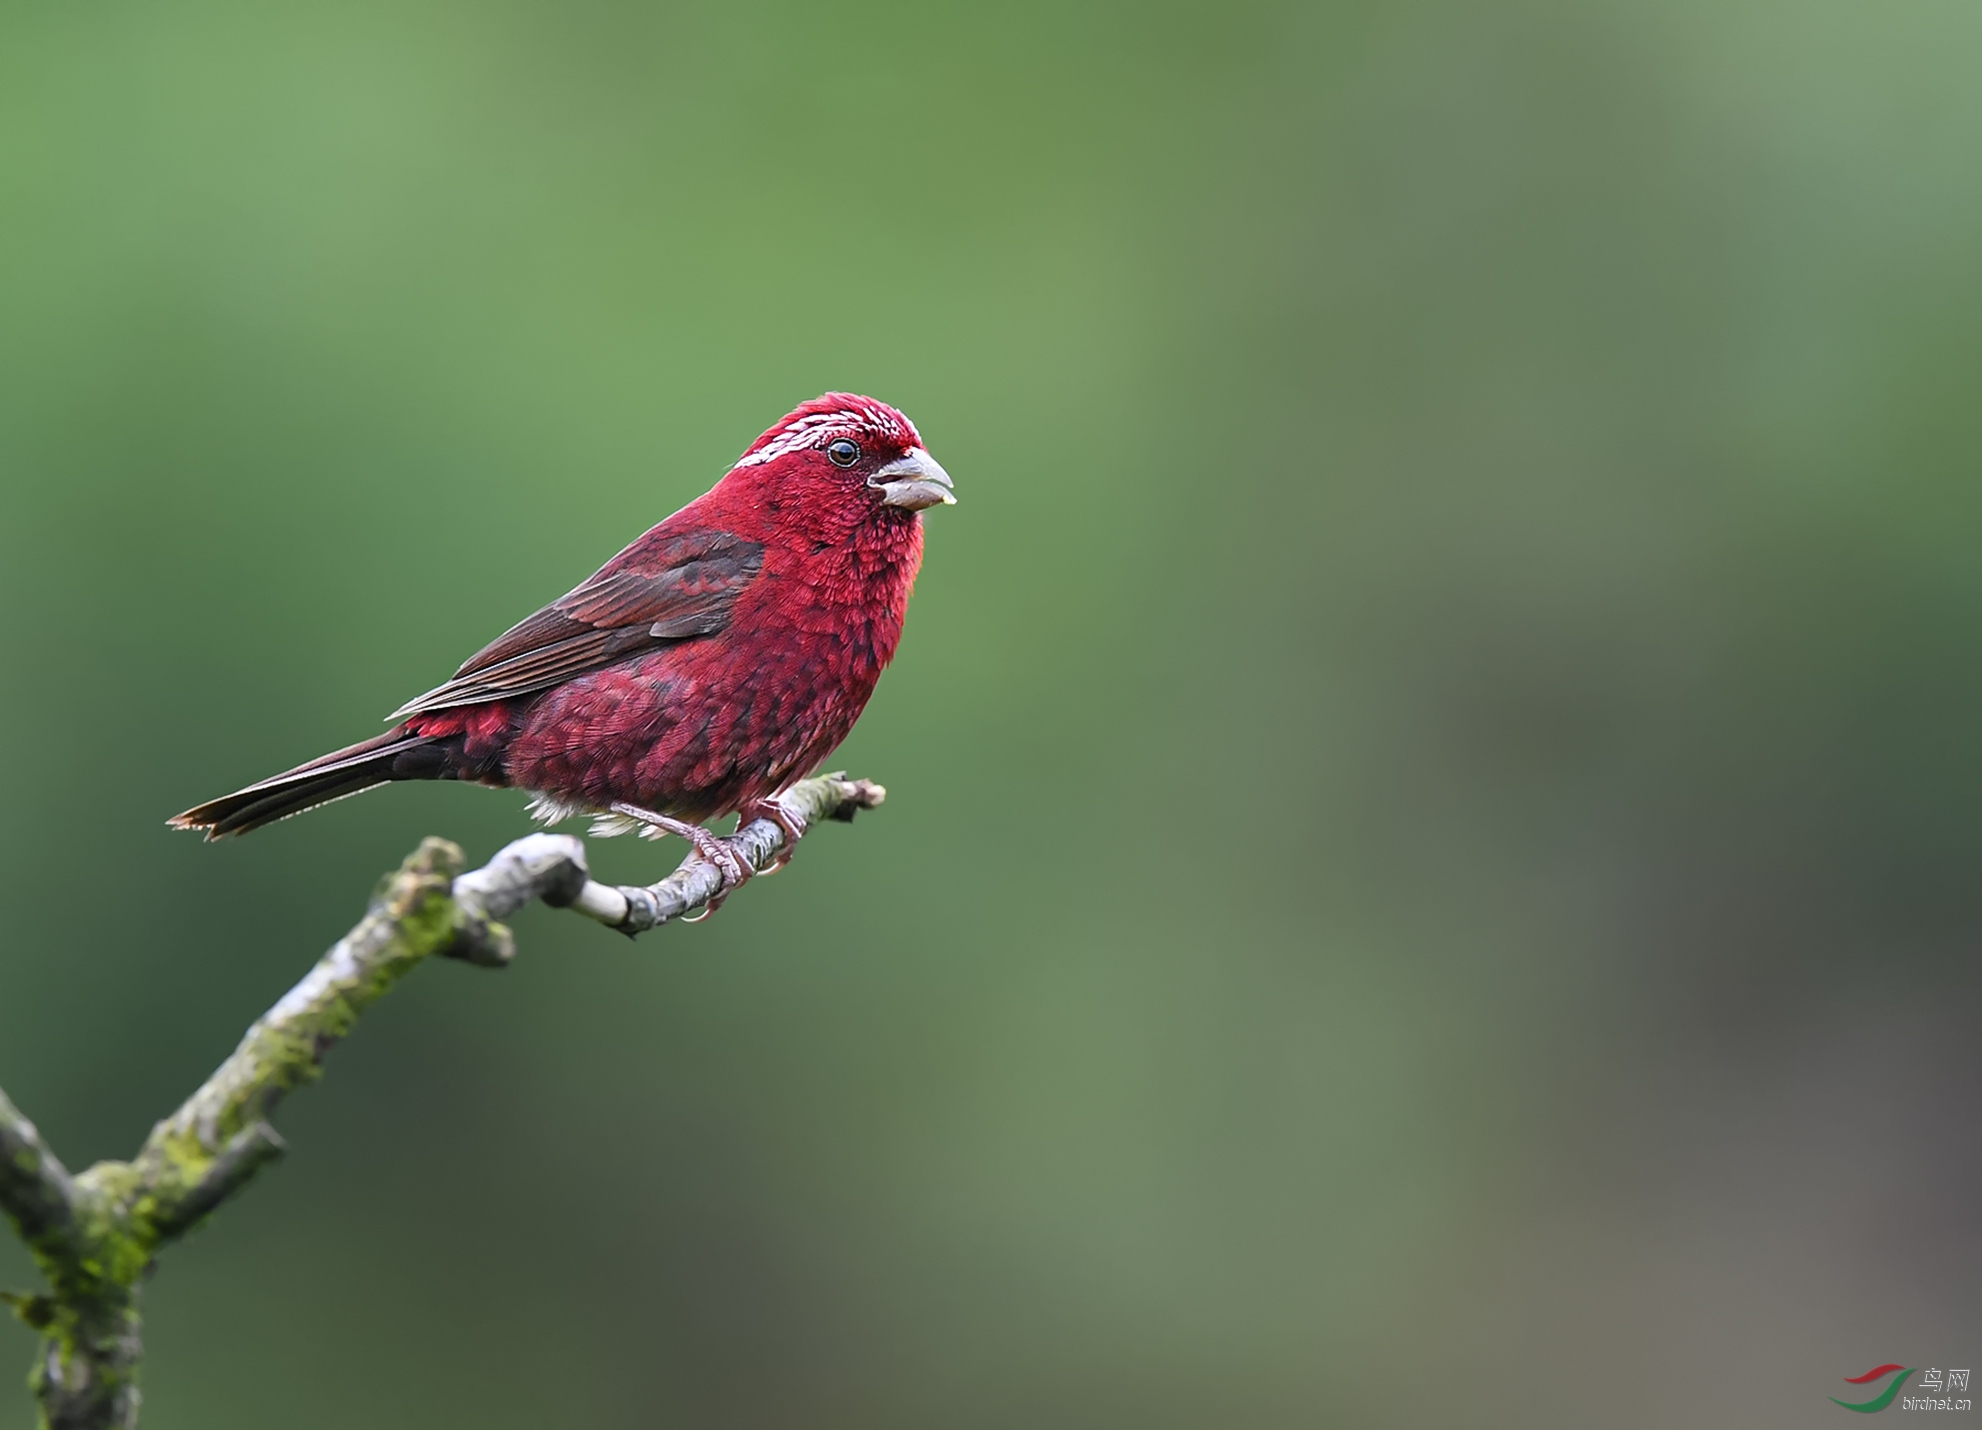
(171, 393, 955, 846)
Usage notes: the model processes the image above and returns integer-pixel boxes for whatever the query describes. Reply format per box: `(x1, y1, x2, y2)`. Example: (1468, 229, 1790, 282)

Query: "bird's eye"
(827, 439, 861, 467)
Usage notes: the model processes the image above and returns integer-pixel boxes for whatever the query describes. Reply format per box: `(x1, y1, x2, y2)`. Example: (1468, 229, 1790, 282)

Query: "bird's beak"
(870, 448, 957, 510)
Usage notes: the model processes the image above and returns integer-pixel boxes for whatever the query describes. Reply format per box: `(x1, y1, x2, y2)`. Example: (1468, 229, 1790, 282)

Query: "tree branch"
(0, 771, 884, 1429)
(531, 774, 886, 934)
(0, 1092, 89, 1316)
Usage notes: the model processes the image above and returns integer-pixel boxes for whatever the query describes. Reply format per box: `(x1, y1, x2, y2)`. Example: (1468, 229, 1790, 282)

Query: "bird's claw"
(744, 796, 809, 874)
(608, 802, 754, 919)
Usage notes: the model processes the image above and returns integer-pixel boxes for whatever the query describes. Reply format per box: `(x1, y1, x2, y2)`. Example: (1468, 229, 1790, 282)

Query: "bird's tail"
(169, 728, 449, 840)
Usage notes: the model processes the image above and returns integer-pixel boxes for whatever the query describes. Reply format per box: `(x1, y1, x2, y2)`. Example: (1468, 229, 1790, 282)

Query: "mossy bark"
(2, 840, 477, 1429)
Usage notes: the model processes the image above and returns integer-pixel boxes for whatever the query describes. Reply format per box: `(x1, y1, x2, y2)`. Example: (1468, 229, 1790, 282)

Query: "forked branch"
(0, 773, 884, 1430)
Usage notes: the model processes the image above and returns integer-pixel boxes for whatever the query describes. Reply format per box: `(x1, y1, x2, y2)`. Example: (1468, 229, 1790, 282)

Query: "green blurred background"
(2, 1, 1978, 1425)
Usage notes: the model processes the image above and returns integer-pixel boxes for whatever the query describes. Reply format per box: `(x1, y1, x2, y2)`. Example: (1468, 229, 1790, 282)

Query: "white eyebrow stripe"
(731, 406, 916, 467)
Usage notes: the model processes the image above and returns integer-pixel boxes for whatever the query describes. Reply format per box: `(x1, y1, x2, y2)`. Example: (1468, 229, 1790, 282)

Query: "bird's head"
(726, 393, 956, 526)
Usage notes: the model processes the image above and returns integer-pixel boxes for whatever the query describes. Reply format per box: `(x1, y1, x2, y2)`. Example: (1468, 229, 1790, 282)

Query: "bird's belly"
(501, 638, 880, 821)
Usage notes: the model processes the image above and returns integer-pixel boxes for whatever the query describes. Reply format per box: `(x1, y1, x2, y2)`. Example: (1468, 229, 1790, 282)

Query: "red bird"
(171, 393, 955, 894)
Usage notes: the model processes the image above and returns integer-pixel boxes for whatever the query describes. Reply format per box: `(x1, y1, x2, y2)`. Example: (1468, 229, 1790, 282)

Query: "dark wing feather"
(388, 530, 764, 720)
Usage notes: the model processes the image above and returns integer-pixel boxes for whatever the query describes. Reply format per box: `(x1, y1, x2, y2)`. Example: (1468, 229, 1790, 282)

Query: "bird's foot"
(608, 802, 753, 917)
(743, 796, 809, 874)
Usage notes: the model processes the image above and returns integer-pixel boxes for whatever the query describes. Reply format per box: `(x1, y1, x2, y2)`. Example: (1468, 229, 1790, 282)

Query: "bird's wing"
(387, 529, 765, 720)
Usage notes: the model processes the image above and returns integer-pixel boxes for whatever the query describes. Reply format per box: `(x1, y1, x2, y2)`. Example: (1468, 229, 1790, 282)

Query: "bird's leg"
(742, 795, 809, 873)
(608, 801, 753, 912)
